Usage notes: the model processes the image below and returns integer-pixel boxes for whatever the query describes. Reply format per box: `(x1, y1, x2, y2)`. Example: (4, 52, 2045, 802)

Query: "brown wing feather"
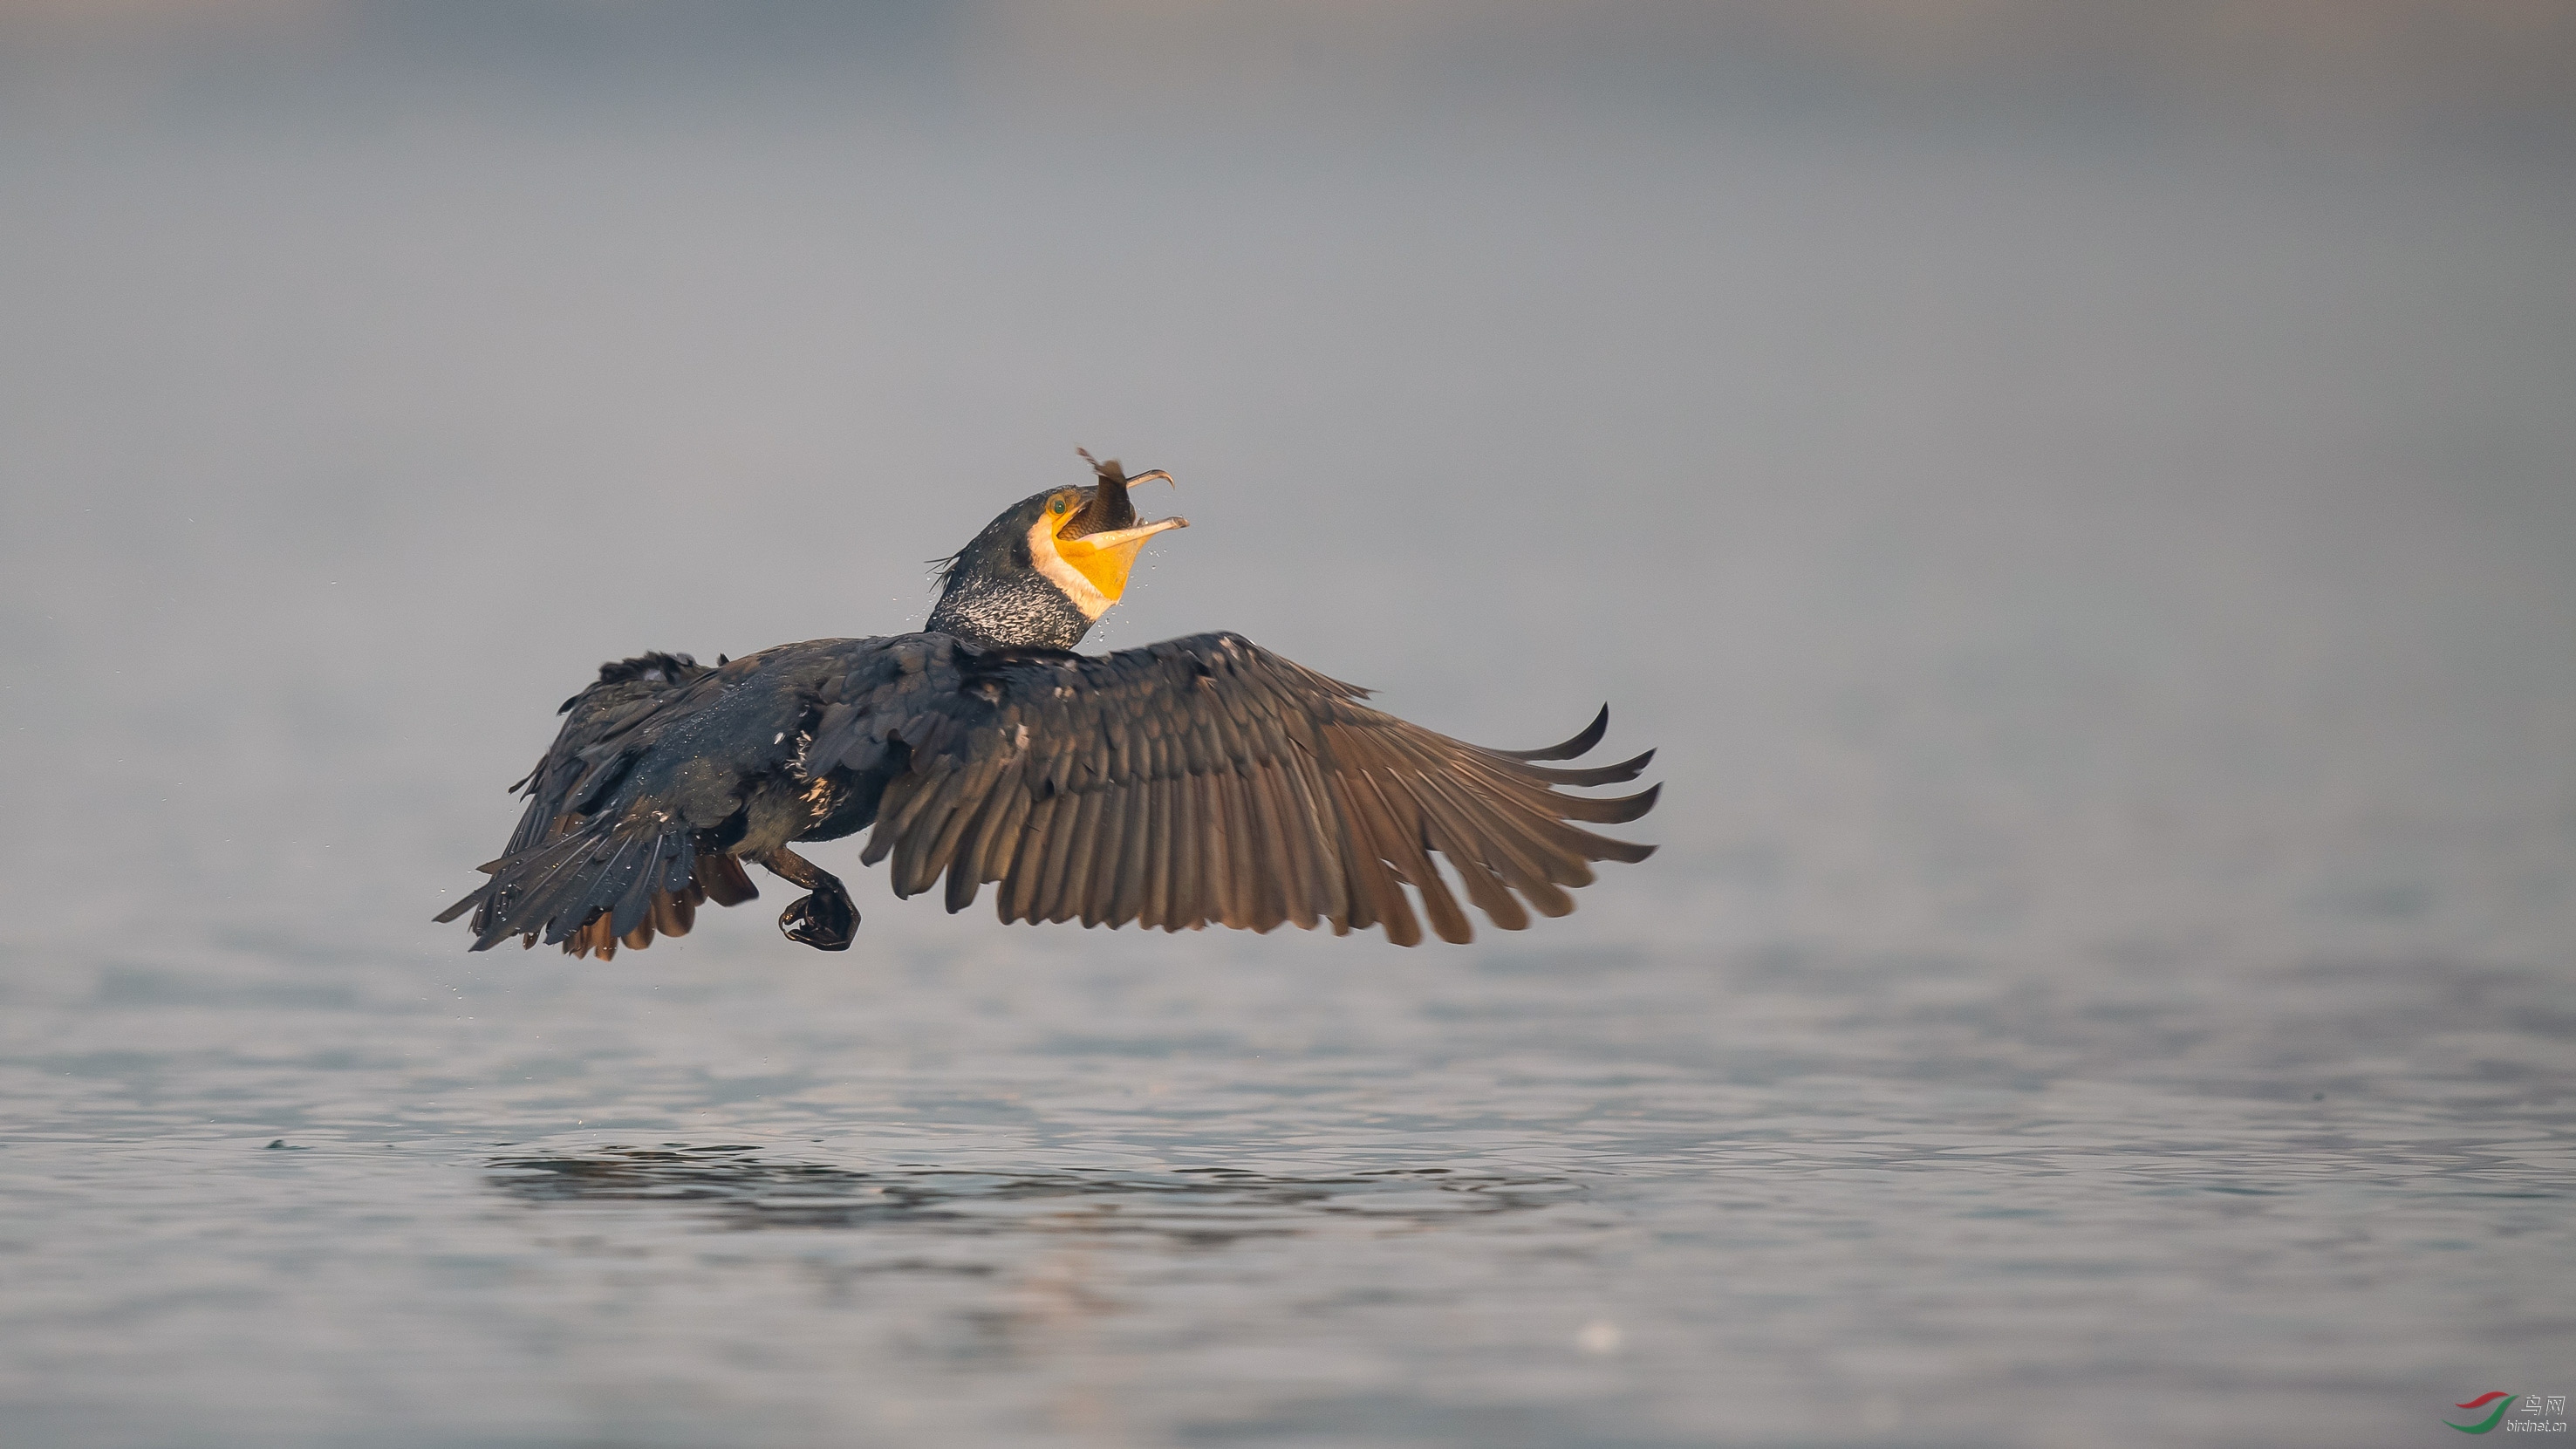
(852, 632, 1657, 945)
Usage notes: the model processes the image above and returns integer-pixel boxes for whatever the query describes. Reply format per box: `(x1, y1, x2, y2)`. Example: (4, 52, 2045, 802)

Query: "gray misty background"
(1, 5, 2572, 1449)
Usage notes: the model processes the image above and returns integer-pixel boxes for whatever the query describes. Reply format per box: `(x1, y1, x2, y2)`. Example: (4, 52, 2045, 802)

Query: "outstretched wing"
(805, 632, 1657, 945)
(438, 649, 770, 958)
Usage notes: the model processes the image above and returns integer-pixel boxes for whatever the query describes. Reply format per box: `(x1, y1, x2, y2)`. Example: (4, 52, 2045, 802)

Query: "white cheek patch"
(1027, 517, 1115, 620)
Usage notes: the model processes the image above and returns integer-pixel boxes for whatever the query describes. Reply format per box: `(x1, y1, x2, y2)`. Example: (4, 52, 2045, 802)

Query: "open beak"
(1056, 515, 1186, 601)
(1057, 455, 1184, 601)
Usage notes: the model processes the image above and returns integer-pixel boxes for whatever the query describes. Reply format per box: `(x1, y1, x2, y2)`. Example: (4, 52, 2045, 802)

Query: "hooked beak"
(1058, 452, 1185, 600)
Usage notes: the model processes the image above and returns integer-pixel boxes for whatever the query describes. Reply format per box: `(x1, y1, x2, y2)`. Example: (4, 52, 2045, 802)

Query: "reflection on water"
(487, 1145, 1579, 1240)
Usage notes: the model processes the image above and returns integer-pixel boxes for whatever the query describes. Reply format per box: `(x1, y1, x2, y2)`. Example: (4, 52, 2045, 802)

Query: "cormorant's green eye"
(1052, 500, 1067, 514)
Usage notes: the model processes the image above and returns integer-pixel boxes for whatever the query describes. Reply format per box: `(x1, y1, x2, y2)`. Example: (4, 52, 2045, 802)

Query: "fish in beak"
(1056, 449, 1186, 600)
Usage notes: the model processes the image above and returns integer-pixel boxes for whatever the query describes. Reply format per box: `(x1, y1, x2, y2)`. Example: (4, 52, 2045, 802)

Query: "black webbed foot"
(778, 888, 858, 950)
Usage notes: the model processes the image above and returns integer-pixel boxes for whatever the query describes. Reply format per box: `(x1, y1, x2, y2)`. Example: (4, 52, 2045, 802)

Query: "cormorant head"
(924, 450, 1188, 651)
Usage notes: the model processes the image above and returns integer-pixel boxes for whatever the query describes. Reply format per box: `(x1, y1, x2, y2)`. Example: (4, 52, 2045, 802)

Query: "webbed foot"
(778, 888, 858, 950)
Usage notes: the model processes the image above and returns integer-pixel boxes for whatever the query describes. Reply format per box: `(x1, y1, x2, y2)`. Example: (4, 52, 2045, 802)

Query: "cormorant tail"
(434, 823, 756, 960)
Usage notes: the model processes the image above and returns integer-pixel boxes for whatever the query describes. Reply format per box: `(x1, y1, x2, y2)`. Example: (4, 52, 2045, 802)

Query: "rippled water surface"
(3, 24, 2573, 1448)
(8, 930, 2573, 1447)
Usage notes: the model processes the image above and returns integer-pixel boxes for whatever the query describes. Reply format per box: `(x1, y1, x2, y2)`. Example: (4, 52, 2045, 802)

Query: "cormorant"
(439, 453, 1657, 958)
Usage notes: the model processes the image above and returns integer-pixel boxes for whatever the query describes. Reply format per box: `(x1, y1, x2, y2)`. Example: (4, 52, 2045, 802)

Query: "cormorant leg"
(752, 846, 858, 951)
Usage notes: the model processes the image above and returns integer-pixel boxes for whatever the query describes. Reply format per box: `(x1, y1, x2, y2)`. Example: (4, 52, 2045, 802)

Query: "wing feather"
(1141, 775, 1174, 930)
(1218, 768, 1261, 929)
(1002, 792, 1061, 923)
(1242, 765, 1296, 933)
(1491, 704, 1608, 762)
(1047, 788, 1102, 925)
(973, 764, 1036, 890)
(1081, 775, 1131, 929)
(1165, 772, 1203, 931)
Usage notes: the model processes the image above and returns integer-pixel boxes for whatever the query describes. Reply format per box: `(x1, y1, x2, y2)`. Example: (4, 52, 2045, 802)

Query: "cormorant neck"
(925, 572, 1097, 652)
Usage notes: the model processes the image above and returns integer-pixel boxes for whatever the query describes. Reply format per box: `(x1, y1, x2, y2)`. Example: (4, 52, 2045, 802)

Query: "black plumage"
(439, 455, 1657, 957)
